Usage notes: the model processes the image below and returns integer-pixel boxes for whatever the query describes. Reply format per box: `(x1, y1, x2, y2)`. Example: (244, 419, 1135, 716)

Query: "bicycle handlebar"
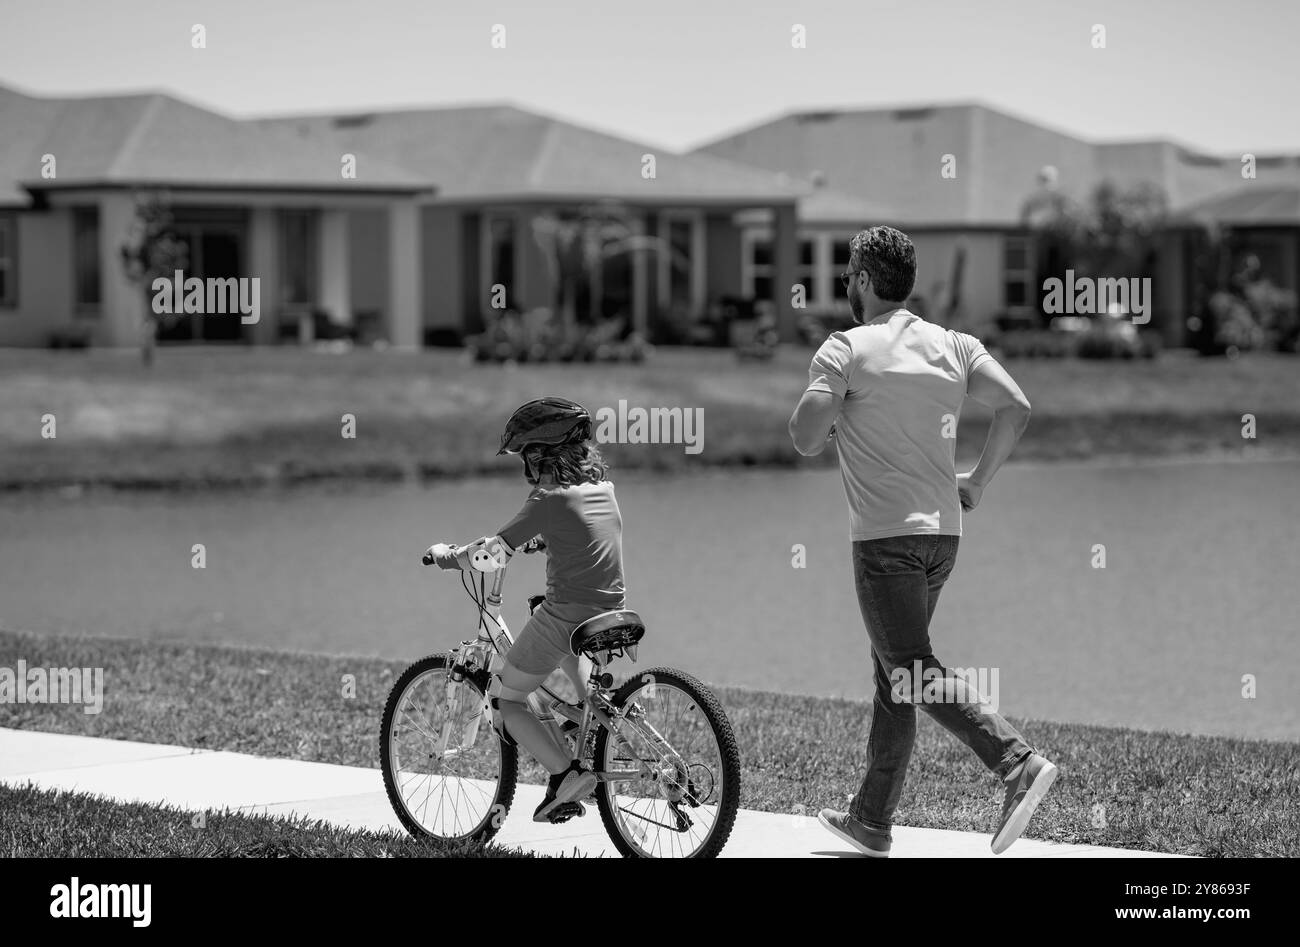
(421, 541, 510, 574)
(423, 534, 545, 569)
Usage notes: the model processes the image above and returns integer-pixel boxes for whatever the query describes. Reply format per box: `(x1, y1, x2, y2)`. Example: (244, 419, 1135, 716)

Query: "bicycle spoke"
(386, 663, 509, 841)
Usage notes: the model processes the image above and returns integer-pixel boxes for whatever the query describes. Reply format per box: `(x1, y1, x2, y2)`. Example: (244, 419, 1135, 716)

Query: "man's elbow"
(788, 422, 825, 456)
(795, 440, 825, 457)
(998, 396, 1032, 430)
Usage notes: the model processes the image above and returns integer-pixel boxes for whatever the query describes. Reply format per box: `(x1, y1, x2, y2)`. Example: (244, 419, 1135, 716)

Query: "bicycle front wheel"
(593, 667, 741, 858)
(380, 653, 517, 843)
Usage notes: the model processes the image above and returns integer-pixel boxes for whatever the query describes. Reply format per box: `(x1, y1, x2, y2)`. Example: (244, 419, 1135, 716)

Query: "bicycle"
(379, 541, 742, 858)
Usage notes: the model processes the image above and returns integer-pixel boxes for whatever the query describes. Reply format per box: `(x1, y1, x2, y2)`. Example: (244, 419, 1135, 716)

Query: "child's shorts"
(507, 600, 609, 676)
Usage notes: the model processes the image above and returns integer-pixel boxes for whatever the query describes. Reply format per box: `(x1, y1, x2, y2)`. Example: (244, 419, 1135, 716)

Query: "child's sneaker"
(534, 761, 597, 822)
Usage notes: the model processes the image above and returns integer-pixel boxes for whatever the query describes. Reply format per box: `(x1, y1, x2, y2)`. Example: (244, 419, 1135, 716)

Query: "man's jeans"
(849, 534, 1033, 830)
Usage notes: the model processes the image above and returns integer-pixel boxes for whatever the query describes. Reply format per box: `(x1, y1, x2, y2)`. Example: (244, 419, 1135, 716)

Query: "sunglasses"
(839, 270, 866, 290)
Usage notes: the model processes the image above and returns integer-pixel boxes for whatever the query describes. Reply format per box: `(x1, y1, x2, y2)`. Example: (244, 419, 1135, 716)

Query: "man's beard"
(848, 290, 866, 323)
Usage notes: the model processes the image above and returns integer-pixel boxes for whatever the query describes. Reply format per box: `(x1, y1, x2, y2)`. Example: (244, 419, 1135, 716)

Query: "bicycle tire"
(592, 666, 741, 858)
(380, 653, 518, 843)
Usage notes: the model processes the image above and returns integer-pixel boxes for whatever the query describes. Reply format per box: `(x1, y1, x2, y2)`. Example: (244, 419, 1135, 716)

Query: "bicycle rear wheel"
(380, 653, 517, 843)
(593, 667, 741, 858)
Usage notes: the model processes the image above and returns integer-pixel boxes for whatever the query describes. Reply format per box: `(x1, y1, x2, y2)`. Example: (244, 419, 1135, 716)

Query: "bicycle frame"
(437, 559, 685, 786)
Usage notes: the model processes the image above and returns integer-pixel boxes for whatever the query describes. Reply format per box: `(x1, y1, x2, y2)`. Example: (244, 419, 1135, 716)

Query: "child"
(427, 397, 625, 823)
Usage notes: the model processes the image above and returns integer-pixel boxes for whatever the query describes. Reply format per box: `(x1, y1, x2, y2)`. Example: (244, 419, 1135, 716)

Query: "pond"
(1, 459, 1297, 741)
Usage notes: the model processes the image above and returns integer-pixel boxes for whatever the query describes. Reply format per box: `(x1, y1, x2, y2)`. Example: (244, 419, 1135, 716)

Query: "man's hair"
(522, 440, 608, 486)
(849, 226, 917, 302)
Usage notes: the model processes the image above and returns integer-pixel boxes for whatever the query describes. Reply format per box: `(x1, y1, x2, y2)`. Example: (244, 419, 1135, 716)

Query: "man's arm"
(960, 358, 1031, 507)
(788, 389, 842, 456)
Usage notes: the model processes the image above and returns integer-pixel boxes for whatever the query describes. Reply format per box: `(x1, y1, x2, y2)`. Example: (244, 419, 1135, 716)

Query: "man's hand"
(956, 471, 984, 512)
(521, 536, 547, 554)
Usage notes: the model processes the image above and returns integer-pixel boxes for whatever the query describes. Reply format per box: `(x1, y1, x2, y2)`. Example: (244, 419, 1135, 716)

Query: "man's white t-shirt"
(805, 309, 993, 541)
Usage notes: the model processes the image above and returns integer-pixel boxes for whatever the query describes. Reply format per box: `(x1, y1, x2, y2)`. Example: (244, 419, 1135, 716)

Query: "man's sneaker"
(991, 753, 1058, 854)
(817, 810, 891, 858)
(533, 762, 598, 823)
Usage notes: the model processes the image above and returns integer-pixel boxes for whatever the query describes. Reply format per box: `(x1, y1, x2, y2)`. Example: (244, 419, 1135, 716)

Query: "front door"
(156, 209, 249, 344)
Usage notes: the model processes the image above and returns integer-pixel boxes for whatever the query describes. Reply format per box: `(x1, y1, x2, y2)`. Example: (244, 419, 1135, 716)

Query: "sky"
(1, 0, 1296, 155)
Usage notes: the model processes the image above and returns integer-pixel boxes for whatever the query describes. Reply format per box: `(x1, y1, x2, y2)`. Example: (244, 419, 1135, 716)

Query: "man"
(789, 226, 1057, 857)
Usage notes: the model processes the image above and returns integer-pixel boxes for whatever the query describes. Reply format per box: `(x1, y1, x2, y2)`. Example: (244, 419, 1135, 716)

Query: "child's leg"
(495, 661, 570, 774)
(559, 654, 592, 699)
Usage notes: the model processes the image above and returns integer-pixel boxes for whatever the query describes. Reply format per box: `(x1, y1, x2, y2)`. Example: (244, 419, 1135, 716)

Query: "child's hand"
(424, 543, 462, 570)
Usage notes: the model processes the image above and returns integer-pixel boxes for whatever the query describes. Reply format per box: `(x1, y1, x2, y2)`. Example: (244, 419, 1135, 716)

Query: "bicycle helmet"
(497, 397, 593, 456)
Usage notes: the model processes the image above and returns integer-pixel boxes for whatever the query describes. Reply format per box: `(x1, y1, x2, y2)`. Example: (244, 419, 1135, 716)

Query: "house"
(1176, 184, 1300, 301)
(0, 83, 807, 348)
(3, 84, 1297, 349)
(253, 105, 808, 343)
(694, 102, 1300, 345)
(0, 83, 432, 348)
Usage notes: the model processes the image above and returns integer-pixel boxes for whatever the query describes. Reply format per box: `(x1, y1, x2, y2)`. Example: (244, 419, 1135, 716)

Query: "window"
(1003, 235, 1034, 312)
(744, 232, 819, 305)
(0, 215, 16, 307)
(750, 237, 773, 301)
(73, 207, 100, 311)
(280, 210, 316, 306)
(666, 218, 693, 308)
(657, 211, 703, 319)
(485, 214, 516, 301)
(796, 238, 816, 302)
(832, 240, 852, 268)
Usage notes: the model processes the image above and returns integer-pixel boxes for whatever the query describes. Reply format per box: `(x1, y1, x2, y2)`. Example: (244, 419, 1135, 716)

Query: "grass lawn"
(1, 346, 1297, 490)
(0, 783, 536, 857)
(2, 630, 1295, 857)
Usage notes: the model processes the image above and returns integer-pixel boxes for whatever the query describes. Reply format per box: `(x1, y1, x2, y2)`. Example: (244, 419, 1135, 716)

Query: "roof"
(693, 102, 1299, 226)
(1177, 185, 1300, 226)
(256, 105, 805, 204)
(797, 185, 901, 224)
(0, 84, 431, 204)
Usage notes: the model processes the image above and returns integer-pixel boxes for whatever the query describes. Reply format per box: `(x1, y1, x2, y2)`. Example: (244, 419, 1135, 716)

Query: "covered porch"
(37, 186, 427, 350)
(420, 196, 804, 346)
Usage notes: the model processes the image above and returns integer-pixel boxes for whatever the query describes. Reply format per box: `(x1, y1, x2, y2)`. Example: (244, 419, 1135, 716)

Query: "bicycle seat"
(569, 610, 645, 662)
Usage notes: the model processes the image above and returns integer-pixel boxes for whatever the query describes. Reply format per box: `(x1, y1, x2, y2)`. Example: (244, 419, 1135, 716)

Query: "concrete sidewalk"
(0, 728, 1186, 858)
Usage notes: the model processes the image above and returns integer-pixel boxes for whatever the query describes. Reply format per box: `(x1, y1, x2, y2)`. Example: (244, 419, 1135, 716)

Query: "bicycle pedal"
(547, 801, 585, 824)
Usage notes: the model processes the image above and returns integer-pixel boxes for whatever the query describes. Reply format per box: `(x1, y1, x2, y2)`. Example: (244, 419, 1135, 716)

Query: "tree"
(1190, 227, 1299, 355)
(1021, 171, 1168, 322)
(119, 193, 189, 367)
(530, 201, 676, 332)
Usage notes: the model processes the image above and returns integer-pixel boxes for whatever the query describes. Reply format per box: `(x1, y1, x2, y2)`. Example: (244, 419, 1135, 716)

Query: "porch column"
(248, 207, 279, 345)
(388, 199, 421, 349)
(630, 215, 648, 338)
(772, 201, 799, 342)
(98, 191, 143, 348)
(318, 209, 352, 328)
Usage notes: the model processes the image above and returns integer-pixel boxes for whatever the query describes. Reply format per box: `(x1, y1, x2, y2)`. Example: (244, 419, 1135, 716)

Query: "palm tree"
(531, 201, 682, 333)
